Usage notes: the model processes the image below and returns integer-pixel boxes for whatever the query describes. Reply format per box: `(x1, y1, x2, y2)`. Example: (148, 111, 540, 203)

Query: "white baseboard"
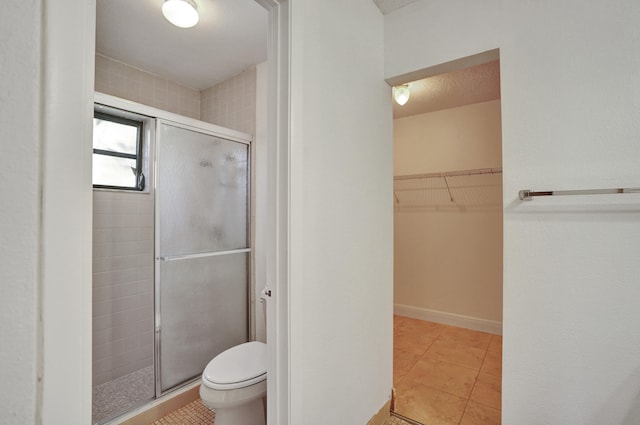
(394, 304, 502, 335)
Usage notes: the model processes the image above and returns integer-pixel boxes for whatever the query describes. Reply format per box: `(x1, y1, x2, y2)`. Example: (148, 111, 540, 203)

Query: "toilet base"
(213, 397, 265, 425)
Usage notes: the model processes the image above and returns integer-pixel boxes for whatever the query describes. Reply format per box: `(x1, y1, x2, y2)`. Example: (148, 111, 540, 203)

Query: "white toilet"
(200, 341, 267, 425)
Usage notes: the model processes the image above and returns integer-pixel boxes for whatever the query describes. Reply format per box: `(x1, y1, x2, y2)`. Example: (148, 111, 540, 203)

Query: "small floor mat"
(151, 399, 215, 424)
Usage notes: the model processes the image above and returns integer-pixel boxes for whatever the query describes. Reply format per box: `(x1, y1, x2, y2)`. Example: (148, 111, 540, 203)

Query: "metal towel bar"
(519, 187, 640, 200)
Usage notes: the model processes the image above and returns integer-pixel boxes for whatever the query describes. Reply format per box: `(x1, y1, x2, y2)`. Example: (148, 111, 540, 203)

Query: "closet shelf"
(394, 167, 502, 209)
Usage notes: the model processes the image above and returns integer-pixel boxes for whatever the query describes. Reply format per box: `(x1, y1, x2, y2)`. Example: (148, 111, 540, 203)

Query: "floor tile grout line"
(395, 346, 428, 387)
(390, 410, 425, 425)
(417, 351, 483, 373)
(400, 377, 474, 403)
(393, 317, 502, 423)
(396, 333, 442, 385)
(408, 346, 486, 372)
(399, 349, 483, 401)
(457, 344, 490, 425)
(458, 398, 472, 425)
(399, 355, 481, 400)
(458, 345, 498, 425)
(478, 338, 491, 373)
(471, 398, 503, 411)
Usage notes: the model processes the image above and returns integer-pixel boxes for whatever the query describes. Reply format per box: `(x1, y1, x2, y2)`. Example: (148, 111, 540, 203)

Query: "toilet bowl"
(200, 341, 267, 425)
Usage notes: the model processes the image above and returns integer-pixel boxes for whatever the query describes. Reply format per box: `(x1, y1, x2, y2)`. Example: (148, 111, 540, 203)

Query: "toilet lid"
(202, 341, 266, 390)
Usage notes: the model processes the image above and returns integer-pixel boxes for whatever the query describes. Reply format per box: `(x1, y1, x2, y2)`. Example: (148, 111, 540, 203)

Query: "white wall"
(2, 1, 95, 423)
(0, 1, 42, 422)
(41, 0, 95, 423)
(288, 0, 393, 422)
(394, 101, 503, 327)
(254, 61, 268, 343)
(394, 100, 502, 175)
(387, 1, 640, 423)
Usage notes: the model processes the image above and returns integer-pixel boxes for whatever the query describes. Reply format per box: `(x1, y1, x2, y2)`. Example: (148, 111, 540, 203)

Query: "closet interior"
(391, 58, 504, 425)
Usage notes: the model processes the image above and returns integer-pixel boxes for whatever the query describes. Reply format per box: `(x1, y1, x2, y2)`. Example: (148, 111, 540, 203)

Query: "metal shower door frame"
(153, 118, 252, 397)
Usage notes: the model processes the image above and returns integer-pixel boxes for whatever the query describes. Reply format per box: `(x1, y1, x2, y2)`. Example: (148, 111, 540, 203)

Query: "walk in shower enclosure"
(92, 97, 251, 424)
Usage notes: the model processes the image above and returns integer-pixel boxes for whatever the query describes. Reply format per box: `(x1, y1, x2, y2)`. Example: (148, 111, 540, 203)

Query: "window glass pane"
(93, 117, 138, 154)
(93, 154, 137, 188)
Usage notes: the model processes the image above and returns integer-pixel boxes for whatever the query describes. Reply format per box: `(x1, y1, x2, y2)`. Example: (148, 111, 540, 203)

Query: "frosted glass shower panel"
(157, 123, 249, 256)
(159, 253, 248, 391)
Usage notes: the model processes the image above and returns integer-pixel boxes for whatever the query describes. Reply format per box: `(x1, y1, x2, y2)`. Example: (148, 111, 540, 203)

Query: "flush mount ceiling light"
(162, 0, 199, 28)
(392, 84, 410, 106)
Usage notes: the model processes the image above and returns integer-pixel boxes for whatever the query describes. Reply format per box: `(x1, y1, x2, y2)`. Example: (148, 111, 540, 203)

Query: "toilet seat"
(202, 341, 267, 390)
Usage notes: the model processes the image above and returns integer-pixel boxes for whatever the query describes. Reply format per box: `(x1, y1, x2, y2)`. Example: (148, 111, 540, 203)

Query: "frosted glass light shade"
(162, 0, 199, 28)
(393, 84, 410, 106)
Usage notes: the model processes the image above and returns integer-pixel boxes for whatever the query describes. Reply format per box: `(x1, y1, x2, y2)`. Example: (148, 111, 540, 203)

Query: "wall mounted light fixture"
(392, 84, 410, 106)
(162, 0, 199, 28)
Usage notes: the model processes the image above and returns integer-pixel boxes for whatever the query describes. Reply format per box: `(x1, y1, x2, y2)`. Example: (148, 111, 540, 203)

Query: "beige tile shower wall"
(200, 67, 257, 135)
(95, 53, 200, 120)
(92, 190, 155, 386)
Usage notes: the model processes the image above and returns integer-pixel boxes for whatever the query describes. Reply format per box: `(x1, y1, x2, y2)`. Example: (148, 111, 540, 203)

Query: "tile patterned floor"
(393, 315, 502, 425)
(386, 414, 419, 425)
(151, 317, 501, 425)
(151, 399, 214, 424)
(153, 398, 413, 425)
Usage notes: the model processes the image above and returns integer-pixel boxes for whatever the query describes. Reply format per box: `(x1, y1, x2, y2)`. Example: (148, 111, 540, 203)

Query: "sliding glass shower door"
(155, 121, 250, 394)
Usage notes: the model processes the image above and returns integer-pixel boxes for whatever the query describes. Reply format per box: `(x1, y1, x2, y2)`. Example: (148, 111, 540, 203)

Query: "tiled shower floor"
(92, 366, 155, 424)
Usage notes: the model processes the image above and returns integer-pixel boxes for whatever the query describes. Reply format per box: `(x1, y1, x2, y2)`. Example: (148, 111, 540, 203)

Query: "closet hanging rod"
(519, 187, 640, 201)
(394, 167, 502, 180)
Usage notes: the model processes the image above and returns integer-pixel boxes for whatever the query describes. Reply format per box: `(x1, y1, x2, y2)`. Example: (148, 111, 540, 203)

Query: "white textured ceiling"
(97, 0, 496, 112)
(373, 0, 422, 14)
(393, 60, 501, 119)
(96, 0, 268, 90)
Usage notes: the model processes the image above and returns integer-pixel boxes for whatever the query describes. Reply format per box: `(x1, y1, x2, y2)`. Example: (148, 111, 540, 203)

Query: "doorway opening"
(390, 52, 504, 425)
(91, 0, 268, 422)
